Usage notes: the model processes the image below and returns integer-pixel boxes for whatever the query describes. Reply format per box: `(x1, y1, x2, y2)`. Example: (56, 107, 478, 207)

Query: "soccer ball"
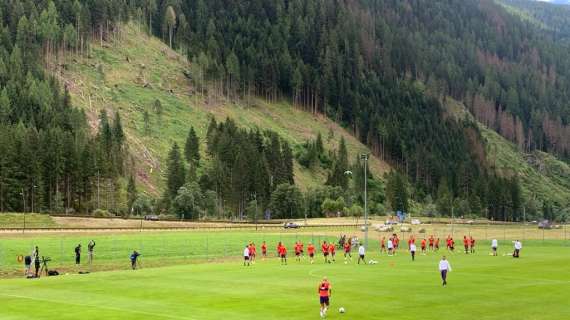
(339, 307, 346, 314)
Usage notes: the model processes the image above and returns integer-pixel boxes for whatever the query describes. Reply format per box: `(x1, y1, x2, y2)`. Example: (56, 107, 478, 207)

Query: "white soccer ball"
(339, 307, 346, 314)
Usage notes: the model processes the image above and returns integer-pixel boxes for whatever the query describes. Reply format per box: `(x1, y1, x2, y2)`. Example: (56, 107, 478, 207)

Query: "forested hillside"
(0, 1, 126, 214)
(501, 0, 570, 42)
(0, 0, 568, 220)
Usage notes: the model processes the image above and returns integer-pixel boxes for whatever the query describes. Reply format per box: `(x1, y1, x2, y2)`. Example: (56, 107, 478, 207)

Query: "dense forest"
(502, 0, 570, 43)
(0, 0, 127, 214)
(0, 0, 566, 220)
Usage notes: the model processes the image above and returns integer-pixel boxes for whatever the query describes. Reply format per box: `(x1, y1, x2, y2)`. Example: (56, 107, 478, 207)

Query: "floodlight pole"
(20, 189, 26, 234)
(451, 205, 454, 237)
(361, 154, 369, 250)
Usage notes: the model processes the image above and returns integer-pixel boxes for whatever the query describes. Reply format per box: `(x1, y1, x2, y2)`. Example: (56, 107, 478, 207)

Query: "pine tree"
(282, 141, 294, 184)
(113, 111, 125, 146)
(127, 175, 137, 212)
(153, 99, 162, 120)
(387, 172, 409, 213)
(99, 110, 113, 153)
(165, 142, 185, 201)
(315, 132, 324, 154)
(436, 178, 453, 216)
(184, 127, 200, 165)
(0, 88, 11, 124)
(326, 137, 349, 190)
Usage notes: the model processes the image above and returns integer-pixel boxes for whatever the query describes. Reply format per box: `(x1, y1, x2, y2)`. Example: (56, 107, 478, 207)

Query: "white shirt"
(410, 244, 416, 252)
(491, 239, 498, 248)
(439, 260, 452, 271)
(387, 240, 394, 249)
(358, 246, 365, 255)
(243, 247, 250, 257)
(514, 241, 522, 250)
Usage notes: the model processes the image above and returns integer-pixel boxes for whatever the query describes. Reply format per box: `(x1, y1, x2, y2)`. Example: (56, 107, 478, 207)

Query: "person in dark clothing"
(75, 244, 81, 265)
(130, 251, 140, 270)
(33, 246, 40, 277)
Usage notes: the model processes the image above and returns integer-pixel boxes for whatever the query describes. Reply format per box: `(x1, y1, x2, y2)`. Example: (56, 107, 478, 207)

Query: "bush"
(93, 209, 112, 218)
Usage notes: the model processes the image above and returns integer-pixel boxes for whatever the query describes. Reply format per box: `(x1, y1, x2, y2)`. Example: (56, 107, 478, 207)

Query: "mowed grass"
(0, 214, 57, 229)
(0, 239, 569, 320)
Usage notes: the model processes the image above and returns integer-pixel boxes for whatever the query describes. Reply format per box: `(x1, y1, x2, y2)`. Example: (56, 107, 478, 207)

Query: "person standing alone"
(491, 239, 498, 256)
(358, 243, 366, 264)
(74, 244, 81, 266)
(87, 240, 96, 266)
(410, 242, 417, 261)
(439, 256, 452, 286)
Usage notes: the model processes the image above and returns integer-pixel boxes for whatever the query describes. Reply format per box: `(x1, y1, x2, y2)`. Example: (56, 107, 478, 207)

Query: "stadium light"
(360, 154, 369, 250)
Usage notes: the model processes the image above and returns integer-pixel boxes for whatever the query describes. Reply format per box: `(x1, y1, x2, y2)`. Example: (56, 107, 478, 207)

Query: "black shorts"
(244, 256, 249, 261)
(295, 252, 300, 256)
(492, 247, 497, 251)
(323, 252, 329, 256)
(309, 253, 314, 258)
(359, 254, 365, 259)
(280, 254, 286, 258)
(320, 296, 330, 305)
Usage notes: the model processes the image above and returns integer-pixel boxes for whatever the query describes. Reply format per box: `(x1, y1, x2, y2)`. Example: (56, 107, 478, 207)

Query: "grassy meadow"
(0, 231, 568, 320)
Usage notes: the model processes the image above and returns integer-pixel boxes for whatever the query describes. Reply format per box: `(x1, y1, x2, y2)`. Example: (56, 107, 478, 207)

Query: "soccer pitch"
(0, 233, 569, 320)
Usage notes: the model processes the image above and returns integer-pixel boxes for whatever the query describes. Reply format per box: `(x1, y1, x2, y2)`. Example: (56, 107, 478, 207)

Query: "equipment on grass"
(339, 307, 346, 314)
(39, 256, 51, 277)
(47, 270, 59, 276)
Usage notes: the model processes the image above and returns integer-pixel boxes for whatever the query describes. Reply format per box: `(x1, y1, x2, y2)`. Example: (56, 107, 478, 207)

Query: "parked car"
(400, 226, 412, 232)
(538, 220, 552, 229)
(411, 219, 421, 225)
(375, 224, 394, 232)
(144, 215, 159, 221)
(284, 222, 300, 229)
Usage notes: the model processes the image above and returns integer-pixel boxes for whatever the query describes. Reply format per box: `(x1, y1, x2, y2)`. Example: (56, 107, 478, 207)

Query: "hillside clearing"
(59, 23, 389, 194)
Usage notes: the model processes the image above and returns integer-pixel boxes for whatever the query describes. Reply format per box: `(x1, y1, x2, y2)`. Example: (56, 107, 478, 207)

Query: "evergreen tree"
(387, 172, 409, 214)
(326, 137, 349, 190)
(153, 99, 162, 120)
(165, 142, 185, 201)
(315, 132, 324, 155)
(184, 127, 200, 165)
(127, 175, 137, 212)
(269, 183, 303, 219)
(436, 178, 453, 217)
(282, 141, 294, 184)
(113, 111, 125, 146)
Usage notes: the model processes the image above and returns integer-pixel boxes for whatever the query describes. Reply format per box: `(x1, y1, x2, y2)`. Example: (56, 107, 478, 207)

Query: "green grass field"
(0, 231, 569, 319)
